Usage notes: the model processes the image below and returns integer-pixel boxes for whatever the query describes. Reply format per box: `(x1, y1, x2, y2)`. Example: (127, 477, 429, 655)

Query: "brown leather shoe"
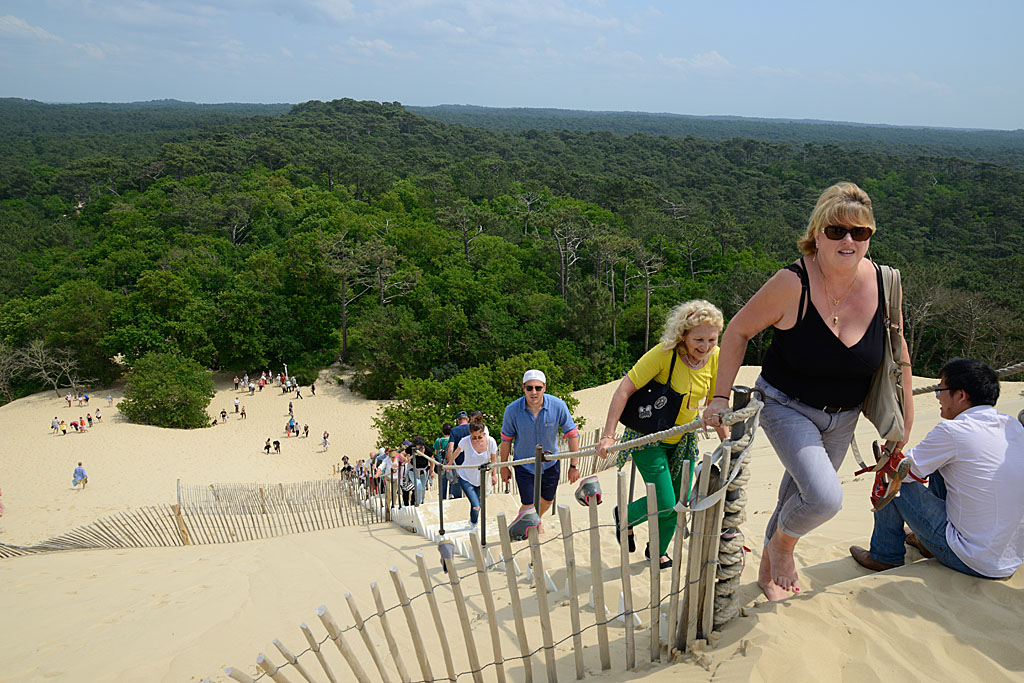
(850, 545, 898, 572)
(905, 532, 934, 558)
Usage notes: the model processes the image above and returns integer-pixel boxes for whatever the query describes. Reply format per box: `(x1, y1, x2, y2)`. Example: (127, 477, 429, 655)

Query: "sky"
(1, 1, 1022, 130)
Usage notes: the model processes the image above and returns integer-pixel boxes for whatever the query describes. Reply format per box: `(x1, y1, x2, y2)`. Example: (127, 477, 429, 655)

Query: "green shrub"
(118, 352, 215, 428)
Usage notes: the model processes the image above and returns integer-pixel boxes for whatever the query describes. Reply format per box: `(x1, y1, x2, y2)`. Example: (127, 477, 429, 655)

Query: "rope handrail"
(419, 398, 764, 473)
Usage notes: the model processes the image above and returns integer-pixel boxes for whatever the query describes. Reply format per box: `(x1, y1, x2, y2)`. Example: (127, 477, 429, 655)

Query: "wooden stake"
(680, 452, 712, 652)
(256, 652, 293, 683)
(345, 592, 392, 683)
(318, 605, 372, 683)
(497, 513, 533, 683)
(272, 639, 316, 683)
(667, 457, 691, 656)
(587, 497, 611, 671)
(300, 621, 339, 683)
(528, 525, 558, 683)
(471, 535, 507, 683)
(443, 542, 484, 683)
(389, 567, 433, 683)
(225, 667, 257, 683)
(617, 470, 635, 671)
(370, 582, 411, 683)
(557, 505, 585, 680)
(646, 482, 661, 663)
(415, 552, 457, 682)
(171, 504, 191, 545)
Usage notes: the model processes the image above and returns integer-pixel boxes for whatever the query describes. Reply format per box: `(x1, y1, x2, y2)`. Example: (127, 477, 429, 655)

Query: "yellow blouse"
(626, 345, 720, 444)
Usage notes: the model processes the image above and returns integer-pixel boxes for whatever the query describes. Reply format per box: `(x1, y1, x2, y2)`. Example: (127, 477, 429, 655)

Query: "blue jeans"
(440, 472, 462, 500)
(869, 472, 988, 577)
(756, 377, 861, 540)
(414, 470, 428, 505)
(458, 478, 481, 524)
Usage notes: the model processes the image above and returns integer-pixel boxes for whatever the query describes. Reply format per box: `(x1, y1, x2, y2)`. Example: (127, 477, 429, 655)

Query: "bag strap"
(667, 348, 678, 384)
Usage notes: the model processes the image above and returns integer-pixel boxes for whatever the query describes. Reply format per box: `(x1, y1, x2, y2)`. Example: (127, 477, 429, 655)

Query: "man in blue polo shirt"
(500, 369, 580, 519)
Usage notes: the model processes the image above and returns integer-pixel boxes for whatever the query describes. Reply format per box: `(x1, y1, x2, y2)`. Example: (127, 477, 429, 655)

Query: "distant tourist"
(273, 440, 281, 455)
(73, 462, 88, 490)
(51, 416, 59, 434)
(94, 408, 101, 422)
(264, 438, 272, 454)
(240, 405, 247, 419)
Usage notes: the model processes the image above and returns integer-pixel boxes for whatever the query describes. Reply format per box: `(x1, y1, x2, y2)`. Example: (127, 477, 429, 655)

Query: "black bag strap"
(783, 257, 810, 323)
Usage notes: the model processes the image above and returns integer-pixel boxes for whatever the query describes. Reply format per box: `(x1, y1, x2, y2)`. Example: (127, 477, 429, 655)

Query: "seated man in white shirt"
(850, 358, 1024, 578)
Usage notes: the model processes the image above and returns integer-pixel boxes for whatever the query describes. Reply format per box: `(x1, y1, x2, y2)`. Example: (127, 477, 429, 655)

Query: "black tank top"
(761, 258, 884, 410)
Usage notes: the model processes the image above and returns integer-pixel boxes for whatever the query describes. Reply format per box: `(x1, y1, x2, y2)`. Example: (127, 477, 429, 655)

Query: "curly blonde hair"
(796, 181, 876, 255)
(659, 299, 724, 351)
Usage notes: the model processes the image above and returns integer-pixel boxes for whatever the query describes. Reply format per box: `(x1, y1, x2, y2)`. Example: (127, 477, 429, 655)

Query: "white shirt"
(907, 405, 1024, 578)
(456, 435, 497, 488)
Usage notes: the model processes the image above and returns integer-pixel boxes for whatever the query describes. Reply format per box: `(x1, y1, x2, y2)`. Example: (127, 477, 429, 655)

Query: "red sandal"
(854, 441, 927, 513)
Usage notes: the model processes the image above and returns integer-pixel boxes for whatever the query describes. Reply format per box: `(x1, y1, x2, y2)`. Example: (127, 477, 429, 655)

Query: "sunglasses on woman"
(823, 225, 873, 241)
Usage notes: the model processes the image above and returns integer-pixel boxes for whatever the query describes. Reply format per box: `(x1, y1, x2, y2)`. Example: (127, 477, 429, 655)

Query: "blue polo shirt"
(500, 394, 579, 474)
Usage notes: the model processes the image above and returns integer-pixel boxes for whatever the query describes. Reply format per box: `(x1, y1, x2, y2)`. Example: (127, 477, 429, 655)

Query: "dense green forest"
(409, 104, 1024, 169)
(1, 98, 1022, 421)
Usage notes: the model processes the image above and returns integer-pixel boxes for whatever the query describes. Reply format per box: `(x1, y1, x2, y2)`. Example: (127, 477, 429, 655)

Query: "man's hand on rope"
(596, 435, 616, 458)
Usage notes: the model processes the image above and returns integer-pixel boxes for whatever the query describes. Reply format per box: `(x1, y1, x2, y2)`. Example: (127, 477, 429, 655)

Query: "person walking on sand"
(310, 382, 316, 396)
(234, 375, 240, 391)
(234, 397, 240, 413)
(59, 420, 67, 435)
(73, 462, 88, 490)
(240, 405, 246, 419)
(295, 384, 302, 399)
(264, 438, 272, 454)
(51, 416, 59, 434)
(95, 408, 101, 422)
(86, 413, 93, 428)
(322, 431, 330, 450)
(107, 395, 113, 407)
(273, 440, 281, 454)
(499, 369, 581, 522)
(303, 424, 309, 438)
(288, 401, 294, 417)
(65, 393, 72, 408)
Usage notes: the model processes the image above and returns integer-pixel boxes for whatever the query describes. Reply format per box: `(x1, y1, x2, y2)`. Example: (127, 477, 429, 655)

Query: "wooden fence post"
(528, 525, 558, 683)
(557, 505, 585, 680)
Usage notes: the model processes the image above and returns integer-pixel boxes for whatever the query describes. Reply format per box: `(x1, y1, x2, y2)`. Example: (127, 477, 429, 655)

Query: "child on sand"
(73, 462, 88, 490)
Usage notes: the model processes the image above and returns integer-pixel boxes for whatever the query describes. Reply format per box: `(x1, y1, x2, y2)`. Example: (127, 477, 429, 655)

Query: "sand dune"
(1, 368, 1022, 682)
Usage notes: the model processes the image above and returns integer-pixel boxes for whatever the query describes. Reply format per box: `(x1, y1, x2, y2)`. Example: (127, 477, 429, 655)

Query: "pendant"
(832, 316, 839, 326)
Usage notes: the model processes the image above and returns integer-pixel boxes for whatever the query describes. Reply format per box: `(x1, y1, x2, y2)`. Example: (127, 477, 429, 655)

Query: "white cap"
(522, 369, 546, 385)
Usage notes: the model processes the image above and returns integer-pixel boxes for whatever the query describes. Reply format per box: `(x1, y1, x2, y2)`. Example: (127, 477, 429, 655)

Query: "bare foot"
(757, 548, 790, 601)
(765, 532, 801, 596)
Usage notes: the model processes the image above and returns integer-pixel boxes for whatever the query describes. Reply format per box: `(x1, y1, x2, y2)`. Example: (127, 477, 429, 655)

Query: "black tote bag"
(619, 351, 687, 435)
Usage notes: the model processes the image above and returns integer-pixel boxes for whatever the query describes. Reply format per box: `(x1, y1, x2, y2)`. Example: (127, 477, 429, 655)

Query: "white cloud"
(350, 38, 393, 53)
(425, 18, 465, 34)
(659, 50, 730, 73)
(0, 15, 63, 42)
(73, 42, 106, 59)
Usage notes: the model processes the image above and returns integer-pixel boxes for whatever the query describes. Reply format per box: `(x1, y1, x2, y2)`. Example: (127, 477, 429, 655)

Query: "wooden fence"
(0, 475, 385, 559)
(210, 392, 762, 683)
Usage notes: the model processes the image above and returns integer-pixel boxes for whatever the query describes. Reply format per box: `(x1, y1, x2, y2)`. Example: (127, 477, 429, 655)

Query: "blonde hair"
(659, 299, 724, 351)
(797, 181, 876, 255)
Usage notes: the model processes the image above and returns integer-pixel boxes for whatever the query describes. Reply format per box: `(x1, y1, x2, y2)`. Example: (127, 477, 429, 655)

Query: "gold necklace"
(816, 257, 859, 327)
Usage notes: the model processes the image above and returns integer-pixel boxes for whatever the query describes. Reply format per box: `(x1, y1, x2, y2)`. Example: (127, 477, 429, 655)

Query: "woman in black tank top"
(701, 182, 915, 602)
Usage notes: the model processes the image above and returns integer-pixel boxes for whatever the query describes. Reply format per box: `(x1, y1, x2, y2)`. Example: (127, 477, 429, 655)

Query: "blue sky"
(1, 1, 1021, 130)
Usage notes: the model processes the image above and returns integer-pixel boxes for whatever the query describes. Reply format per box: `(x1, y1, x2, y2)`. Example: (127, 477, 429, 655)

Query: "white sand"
(1, 367, 1023, 682)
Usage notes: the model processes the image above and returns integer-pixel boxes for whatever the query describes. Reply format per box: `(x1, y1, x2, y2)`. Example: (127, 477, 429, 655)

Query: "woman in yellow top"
(597, 299, 728, 568)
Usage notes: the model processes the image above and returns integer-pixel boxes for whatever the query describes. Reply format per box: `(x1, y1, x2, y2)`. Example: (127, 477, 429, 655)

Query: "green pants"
(624, 438, 695, 557)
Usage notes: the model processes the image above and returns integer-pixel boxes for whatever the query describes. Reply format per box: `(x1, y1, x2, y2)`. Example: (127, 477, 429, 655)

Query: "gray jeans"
(756, 376, 861, 540)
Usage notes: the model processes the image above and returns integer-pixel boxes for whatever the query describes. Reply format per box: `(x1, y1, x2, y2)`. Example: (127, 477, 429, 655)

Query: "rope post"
(533, 445, 544, 517)
(479, 463, 488, 546)
(438, 461, 446, 537)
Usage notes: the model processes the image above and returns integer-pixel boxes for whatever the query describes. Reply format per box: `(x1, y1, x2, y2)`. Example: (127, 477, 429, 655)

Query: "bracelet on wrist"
(569, 464, 578, 469)
(713, 394, 730, 401)
(601, 434, 615, 440)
